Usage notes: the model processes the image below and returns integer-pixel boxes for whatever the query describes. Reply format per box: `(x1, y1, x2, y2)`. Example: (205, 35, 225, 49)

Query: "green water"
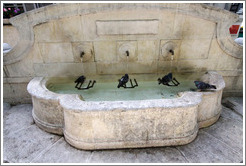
(47, 76, 197, 101)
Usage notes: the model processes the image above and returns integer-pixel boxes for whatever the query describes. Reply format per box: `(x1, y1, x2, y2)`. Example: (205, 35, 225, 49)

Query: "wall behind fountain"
(3, 3, 243, 104)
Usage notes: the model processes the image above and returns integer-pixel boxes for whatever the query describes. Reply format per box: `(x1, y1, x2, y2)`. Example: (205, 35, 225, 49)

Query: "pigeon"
(117, 74, 129, 88)
(194, 81, 216, 90)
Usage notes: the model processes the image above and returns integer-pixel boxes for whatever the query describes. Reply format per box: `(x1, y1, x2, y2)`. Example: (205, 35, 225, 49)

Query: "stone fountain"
(3, 3, 243, 150)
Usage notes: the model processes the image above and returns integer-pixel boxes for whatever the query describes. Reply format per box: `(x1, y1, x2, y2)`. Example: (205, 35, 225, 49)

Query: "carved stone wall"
(3, 3, 243, 103)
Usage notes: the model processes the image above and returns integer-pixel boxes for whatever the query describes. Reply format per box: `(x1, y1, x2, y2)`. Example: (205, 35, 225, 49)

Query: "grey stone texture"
(2, 97, 243, 163)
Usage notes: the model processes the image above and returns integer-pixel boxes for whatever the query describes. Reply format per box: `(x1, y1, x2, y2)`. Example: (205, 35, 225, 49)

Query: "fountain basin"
(27, 71, 225, 150)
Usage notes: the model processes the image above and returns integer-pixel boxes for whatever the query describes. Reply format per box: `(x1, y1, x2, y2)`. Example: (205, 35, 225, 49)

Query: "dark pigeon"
(117, 74, 129, 88)
(194, 81, 216, 90)
(158, 73, 173, 85)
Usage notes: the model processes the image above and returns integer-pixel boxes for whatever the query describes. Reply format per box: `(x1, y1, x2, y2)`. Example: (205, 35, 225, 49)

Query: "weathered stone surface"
(34, 62, 96, 77)
(182, 15, 216, 39)
(31, 138, 92, 163)
(96, 20, 159, 35)
(63, 105, 199, 150)
(25, 71, 226, 150)
(179, 39, 211, 60)
(3, 125, 61, 163)
(94, 41, 117, 62)
(3, 104, 61, 163)
(4, 52, 34, 77)
(3, 83, 31, 104)
(53, 16, 84, 42)
(38, 43, 74, 63)
(138, 40, 158, 62)
(34, 22, 57, 42)
(220, 105, 242, 122)
(3, 25, 20, 48)
(177, 130, 242, 163)
(202, 117, 243, 154)
(222, 97, 243, 116)
(3, 104, 33, 136)
(3, 3, 243, 104)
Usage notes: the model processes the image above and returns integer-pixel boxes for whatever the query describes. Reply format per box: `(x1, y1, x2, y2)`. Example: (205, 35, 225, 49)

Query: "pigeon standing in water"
(158, 73, 180, 86)
(75, 75, 86, 89)
(117, 74, 129, 88)
(194, 81, 216, 90)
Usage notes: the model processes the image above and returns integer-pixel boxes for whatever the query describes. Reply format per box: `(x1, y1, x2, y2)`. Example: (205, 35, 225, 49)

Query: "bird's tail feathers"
(211, 85, 217, 89)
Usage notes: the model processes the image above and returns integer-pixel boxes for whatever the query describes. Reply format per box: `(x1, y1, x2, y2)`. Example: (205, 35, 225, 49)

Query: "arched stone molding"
(4, 3, 242, 65)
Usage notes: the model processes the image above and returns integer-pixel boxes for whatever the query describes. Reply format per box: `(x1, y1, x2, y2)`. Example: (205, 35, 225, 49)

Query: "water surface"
(47, 75, 197, 101)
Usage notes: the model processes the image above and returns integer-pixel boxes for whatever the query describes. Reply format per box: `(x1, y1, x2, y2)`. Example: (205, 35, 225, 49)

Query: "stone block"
(34, 22, 56, 42)
(94, 41, 117, 62)
(138, 40, 158, 62)
(158, 11, 175, 39)
(53, 16, 84, 42)
(96, 20, 159, 35)
(38, 43, 73, 63)
(72, 42, 94, 62)
(117, 41, 137, 62)
(179, 39, 211, 60)
(182, 15, 216, 39)
(29, 43, 43, 63)
(80, 15, 97, 41)
(45, 3, 79, 20)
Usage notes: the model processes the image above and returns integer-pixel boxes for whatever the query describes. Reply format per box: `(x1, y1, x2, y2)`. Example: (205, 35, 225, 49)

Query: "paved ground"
(2, 97, 244, 163)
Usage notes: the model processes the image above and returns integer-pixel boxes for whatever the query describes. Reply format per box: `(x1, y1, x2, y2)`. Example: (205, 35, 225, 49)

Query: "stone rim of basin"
(27, 71, 225, 112)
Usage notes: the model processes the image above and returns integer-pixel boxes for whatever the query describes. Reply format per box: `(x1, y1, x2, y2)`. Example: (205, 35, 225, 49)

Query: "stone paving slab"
(222, 97, 243, 116)
(3, 104, 34, 136)
(177, 130, 242, 163)
(31, 137, 92, 163)
(2, 97, 244, 163)
(202, 109, 243, 154)
(3, 125, 61, 163)
(88, 147, 188, 163)
(220, 106, 243, 122)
